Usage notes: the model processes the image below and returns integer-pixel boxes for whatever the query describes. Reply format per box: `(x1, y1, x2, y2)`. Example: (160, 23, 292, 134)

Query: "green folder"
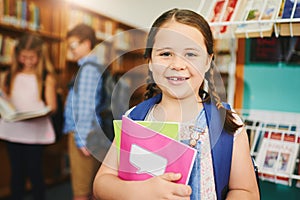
(113, 119, 179, 159)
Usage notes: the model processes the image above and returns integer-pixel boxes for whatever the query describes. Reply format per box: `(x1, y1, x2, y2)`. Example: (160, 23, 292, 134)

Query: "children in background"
(93, 8, 260, 200)
(63, 23, 101, 200)
(0, 34, 57, 200)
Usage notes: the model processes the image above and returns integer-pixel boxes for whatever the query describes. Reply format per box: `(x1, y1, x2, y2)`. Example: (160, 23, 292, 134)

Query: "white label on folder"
(129, 144, 167, 176)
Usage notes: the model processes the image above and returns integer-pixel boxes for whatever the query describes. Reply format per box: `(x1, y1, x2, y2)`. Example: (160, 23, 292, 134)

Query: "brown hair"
(67, 23, 97, 49)
(143, 8, 242, 134)
(6, 34, 55, 98)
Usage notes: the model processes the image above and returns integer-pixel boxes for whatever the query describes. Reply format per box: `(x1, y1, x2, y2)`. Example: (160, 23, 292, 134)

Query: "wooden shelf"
(0, 22, 62, 41)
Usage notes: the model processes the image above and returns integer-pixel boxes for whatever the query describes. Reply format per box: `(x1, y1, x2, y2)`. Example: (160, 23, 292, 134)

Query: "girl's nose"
(169, 55, 187, 70)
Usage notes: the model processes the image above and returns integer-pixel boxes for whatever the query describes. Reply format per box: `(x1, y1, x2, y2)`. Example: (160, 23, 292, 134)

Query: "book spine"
(21, 0, 27, 28)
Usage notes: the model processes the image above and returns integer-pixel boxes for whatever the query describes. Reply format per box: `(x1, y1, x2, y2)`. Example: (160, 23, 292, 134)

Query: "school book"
(255, 128, 300, 185)
(0, 94, 51, 122)
(113, 119, 179, 155)
(117, 116, 196, 185)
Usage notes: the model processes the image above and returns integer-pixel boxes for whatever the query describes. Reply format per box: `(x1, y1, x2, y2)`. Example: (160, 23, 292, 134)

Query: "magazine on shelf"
(296, 151, 300, 188)
(279, 0, 300, 36)
(0, 94, 51, 122)
(199, 0, 247, 38)
(235, 0, 282, 38)
(115, 116, 196, 185)
(255, 127, 300, 185)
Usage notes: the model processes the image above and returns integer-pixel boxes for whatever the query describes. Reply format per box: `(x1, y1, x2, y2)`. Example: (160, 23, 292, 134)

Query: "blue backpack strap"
(204, 102, 233, 200)
(128, 93, 162, 120)
(130, 94, 233, 199)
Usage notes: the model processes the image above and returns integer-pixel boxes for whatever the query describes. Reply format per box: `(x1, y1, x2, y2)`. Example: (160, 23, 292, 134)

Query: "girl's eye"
(186, 52, 197, 57)
(159, 52, 172, 57)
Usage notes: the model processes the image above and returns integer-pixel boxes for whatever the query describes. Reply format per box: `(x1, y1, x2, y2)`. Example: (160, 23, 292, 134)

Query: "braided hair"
(143, 8, 242, 134)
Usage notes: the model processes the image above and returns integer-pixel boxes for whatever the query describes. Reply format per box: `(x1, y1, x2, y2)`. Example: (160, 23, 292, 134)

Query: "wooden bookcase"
(0, 0, 148, 198)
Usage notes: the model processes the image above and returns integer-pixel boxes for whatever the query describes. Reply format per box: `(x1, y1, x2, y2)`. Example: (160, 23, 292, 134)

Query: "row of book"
(240, 109, 300, 187)
(68, 8, 135, 51)
(68, 9, 114, 40)
(0, 34, 17, 65)
(199, 0, 300, 38)
(0, 0, 40, 31)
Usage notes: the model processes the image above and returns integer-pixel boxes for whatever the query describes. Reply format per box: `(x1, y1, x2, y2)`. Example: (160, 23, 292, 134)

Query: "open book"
(0, 95, 51, 122)
(115, 116, 196, 185)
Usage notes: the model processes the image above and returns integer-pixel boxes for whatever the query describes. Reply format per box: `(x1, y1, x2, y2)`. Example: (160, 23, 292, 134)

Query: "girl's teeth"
(169, 77, 186, 81)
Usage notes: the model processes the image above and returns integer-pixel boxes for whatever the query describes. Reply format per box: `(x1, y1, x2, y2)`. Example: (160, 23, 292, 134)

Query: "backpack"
(79, 61, 130, 142)
(49, 91, 64, 141)
(128, 93, 260, 199)
(42, 72, 64, 142)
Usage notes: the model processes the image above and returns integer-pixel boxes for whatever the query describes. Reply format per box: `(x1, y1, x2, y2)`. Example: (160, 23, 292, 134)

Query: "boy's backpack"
(79, 61, 130, 142)
(49, 91, 64, 141)
(42, 72, 64, 142)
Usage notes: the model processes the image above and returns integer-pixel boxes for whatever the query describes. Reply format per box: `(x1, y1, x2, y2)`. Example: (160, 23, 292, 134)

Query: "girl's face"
(150, 21, 212, 100)
(18, 50, 39, 71)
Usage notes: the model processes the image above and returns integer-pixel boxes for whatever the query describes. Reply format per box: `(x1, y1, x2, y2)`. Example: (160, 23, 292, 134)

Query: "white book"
(0, 94, 51, 122)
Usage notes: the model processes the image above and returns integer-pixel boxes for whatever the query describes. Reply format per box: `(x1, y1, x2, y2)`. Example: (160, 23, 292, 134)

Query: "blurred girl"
(0, 34, 57, 200)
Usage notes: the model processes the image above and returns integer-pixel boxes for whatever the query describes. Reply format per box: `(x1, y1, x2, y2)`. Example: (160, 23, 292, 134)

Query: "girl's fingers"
(160, 173, 192, 197)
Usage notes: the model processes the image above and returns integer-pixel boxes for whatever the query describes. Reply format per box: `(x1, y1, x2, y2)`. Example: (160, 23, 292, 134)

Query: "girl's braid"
(205, 61, 224, 109)
(144, 71, 161, 100)
(205, 61, 242, 133)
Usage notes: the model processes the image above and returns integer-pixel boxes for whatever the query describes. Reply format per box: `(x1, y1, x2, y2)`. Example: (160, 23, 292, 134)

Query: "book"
(235, 0, 282, 38)
(282, 0, 300, 18)
(255, 128, 300, 185)
(113, 119, 180, 154)
(0, 94, 51, 122)
(199, 0, 247, 38)
(116, 116, 196, 185)
(279, 0, 300, 36)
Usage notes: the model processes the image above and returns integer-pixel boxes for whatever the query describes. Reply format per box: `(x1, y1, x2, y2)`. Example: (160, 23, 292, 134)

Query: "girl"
(0, 34, 57, 200)
(93, 9, 260, 200)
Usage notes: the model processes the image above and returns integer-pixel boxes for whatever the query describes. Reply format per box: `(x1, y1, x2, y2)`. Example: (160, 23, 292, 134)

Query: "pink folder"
(118, 116, 196, 184)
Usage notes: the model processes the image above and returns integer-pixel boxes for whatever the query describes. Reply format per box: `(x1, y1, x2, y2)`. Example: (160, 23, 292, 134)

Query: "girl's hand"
(137, 172, 192, 200)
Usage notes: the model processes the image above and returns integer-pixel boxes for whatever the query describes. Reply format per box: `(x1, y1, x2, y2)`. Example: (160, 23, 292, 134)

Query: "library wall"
(242, 38, 300, 113)
(243, 66, 300, 112)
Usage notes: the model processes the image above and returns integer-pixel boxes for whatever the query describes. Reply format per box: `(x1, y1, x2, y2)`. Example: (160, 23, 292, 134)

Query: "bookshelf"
(198, 0, 300, 39)
(0, 0, 148, 198)
(200, 1, 300, 191)
(237, 109, 300, 187)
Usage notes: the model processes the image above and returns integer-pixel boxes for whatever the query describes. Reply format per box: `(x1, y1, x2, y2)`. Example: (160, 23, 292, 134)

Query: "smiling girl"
(93, 8, 260, 200)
